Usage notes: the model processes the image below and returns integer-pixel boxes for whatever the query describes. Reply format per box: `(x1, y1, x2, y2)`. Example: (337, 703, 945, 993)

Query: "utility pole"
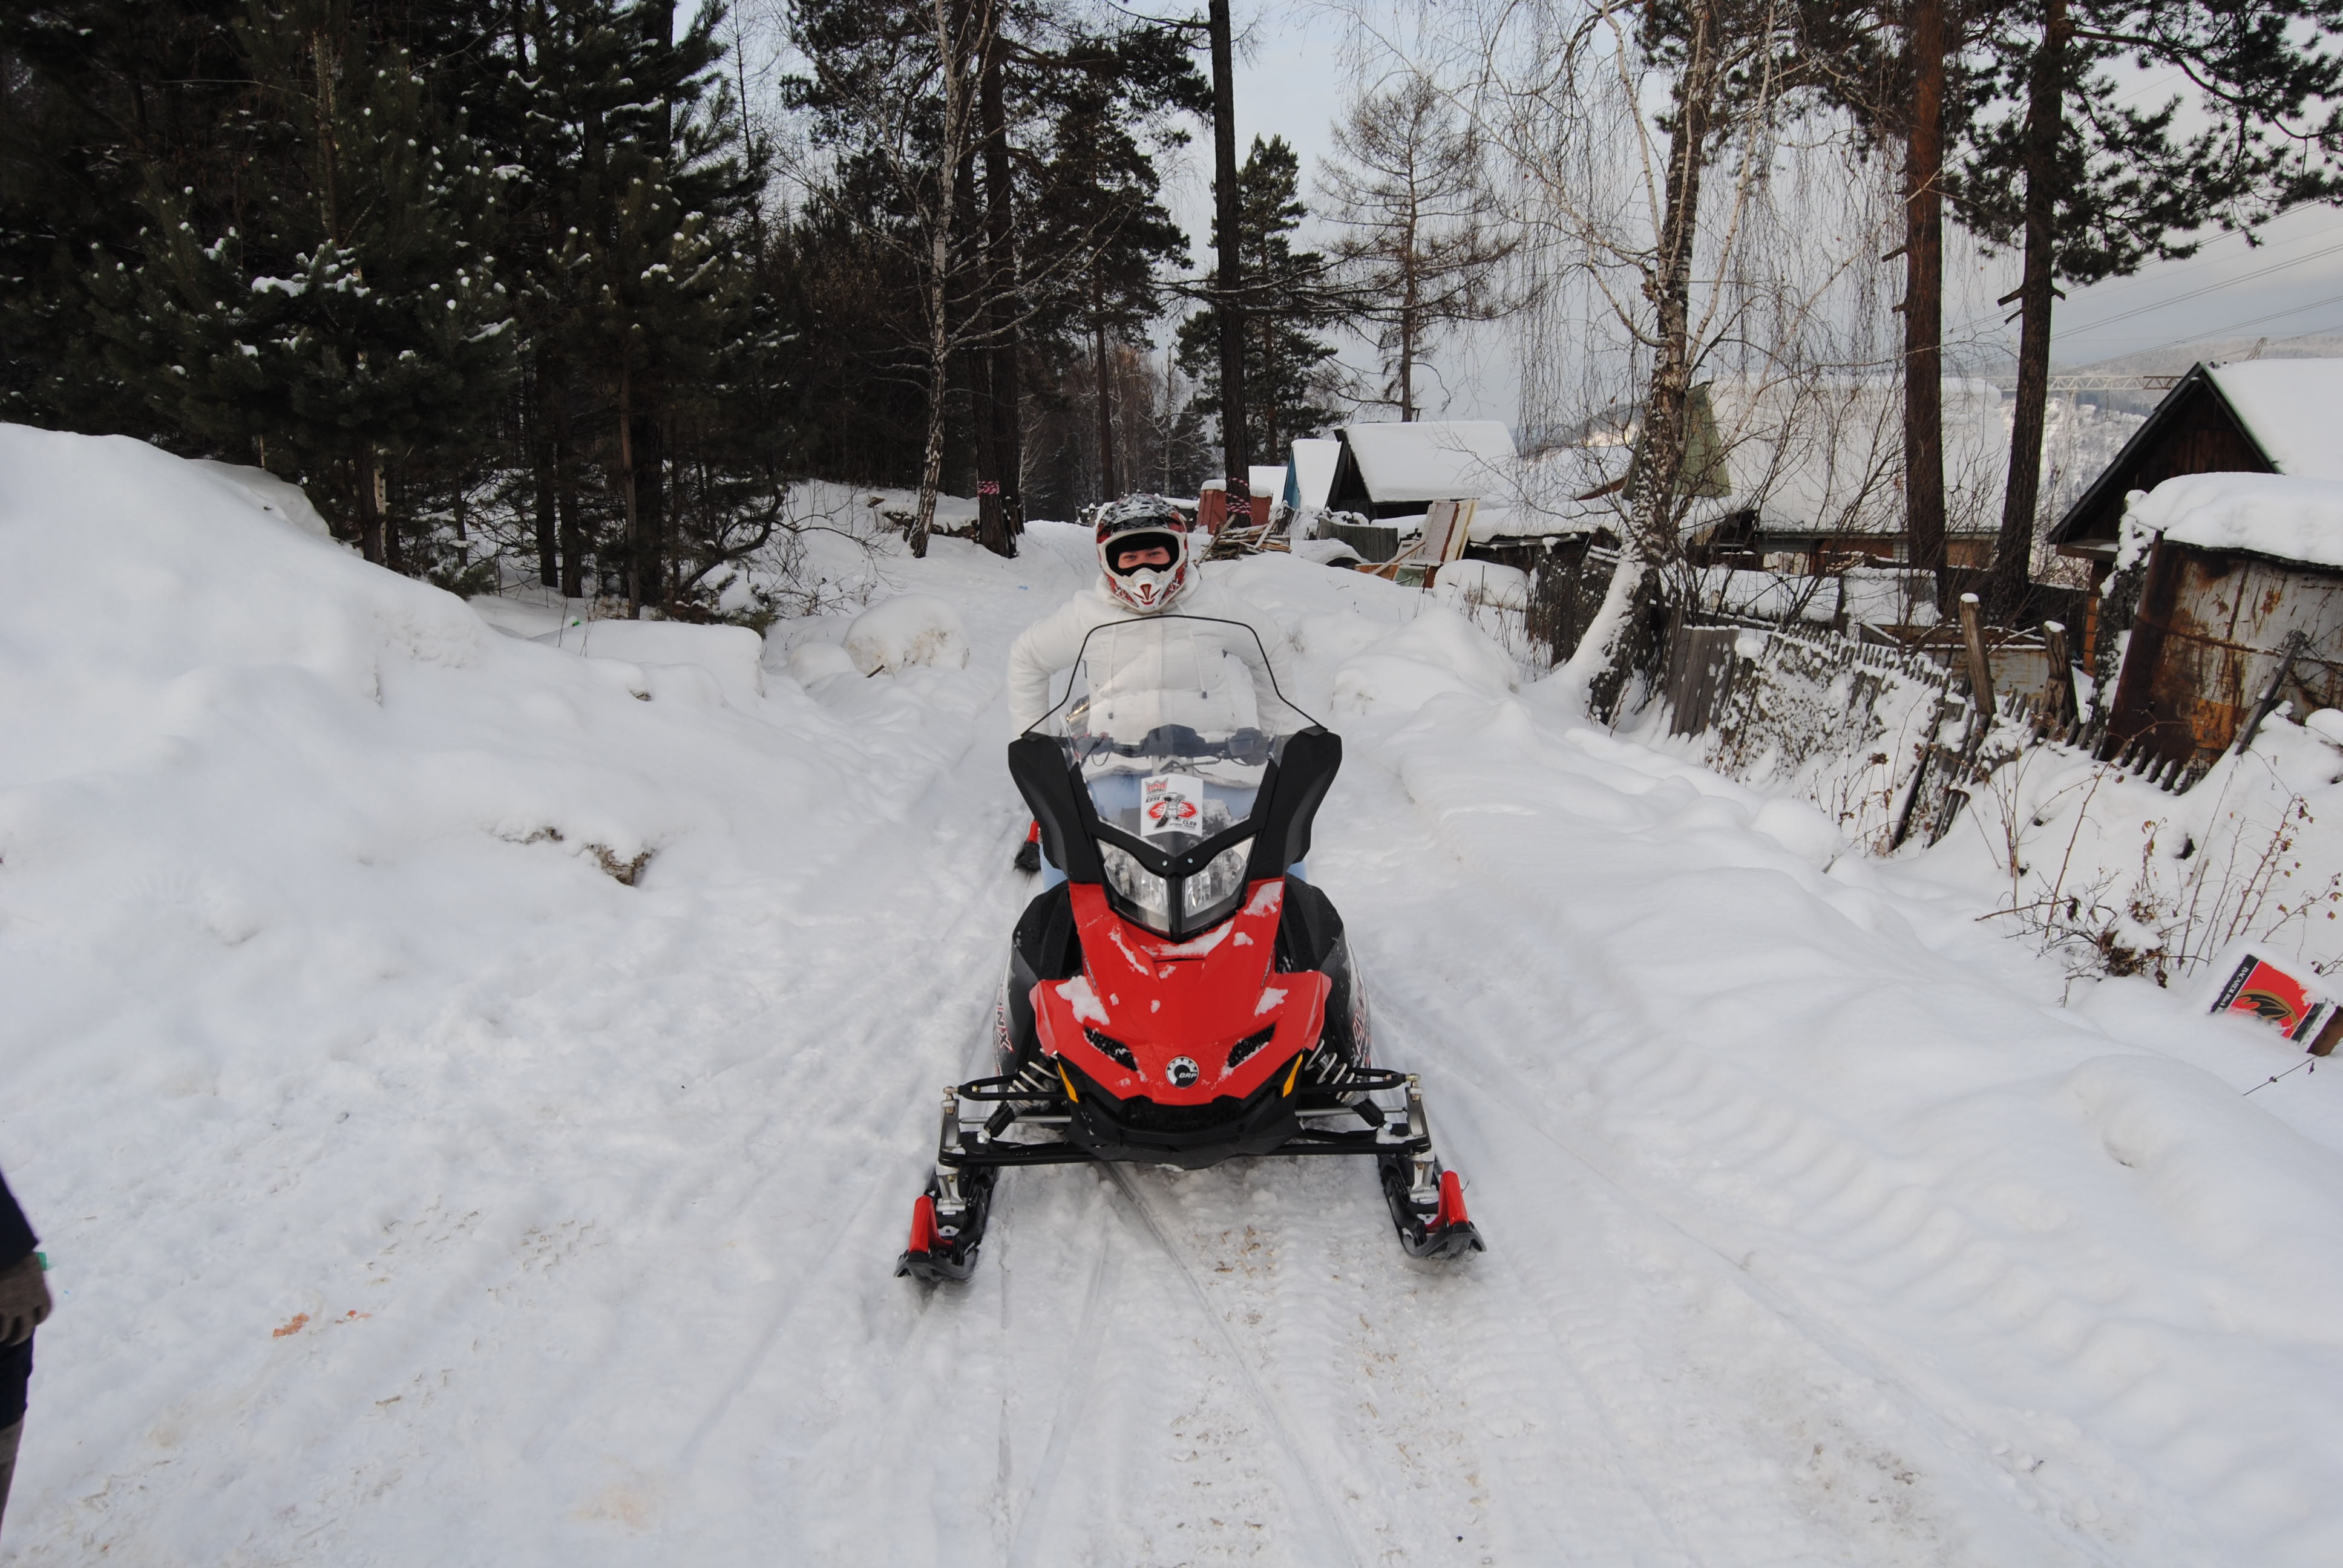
(1207, 0, 1251, 517)
(1902, 0, 1947, 606)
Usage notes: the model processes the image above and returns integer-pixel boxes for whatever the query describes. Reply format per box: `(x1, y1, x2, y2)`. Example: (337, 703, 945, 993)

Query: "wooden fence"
(1654, 614, 2203, 855)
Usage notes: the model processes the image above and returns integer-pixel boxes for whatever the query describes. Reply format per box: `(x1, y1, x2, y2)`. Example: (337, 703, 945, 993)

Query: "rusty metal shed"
(2109, 494, 2343, 769)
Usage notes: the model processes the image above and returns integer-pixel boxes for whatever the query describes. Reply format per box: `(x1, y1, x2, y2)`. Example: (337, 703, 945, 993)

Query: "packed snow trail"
(5, 426, 2343, 1564)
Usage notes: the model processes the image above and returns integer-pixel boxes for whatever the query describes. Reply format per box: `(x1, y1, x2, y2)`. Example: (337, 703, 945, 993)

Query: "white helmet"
(1095, 495, 1194, 613)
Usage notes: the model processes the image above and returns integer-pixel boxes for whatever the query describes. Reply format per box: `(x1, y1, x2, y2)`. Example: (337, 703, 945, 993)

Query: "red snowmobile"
(896, 615, 1483, 1282)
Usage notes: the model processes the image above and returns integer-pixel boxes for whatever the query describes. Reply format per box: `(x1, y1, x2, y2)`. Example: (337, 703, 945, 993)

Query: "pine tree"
(494, 0, 755, 606)
(1177, 135, 1343, 466)
(1021, 26, 1196, 503)
(0, 0, 251, 434)
(788, 0, 1203, 528)
(1953, 0, 2343, 615)
(93, 0, 516, 566)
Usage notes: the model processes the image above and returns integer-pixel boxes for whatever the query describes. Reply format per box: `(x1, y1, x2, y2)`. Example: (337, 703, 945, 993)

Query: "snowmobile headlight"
(1099, 841, 1174, 932)
(1082, 1027, 1139, 1073)
(1181, 837, 1253, 929)
(1224, 1025, 1276, 1073)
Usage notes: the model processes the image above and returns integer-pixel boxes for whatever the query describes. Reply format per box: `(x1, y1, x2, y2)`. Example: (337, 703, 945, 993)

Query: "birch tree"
(1466, 0, 1846, 717)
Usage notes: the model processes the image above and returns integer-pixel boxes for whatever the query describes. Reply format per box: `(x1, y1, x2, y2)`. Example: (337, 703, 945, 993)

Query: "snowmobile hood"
(1031, 879, 1331, 1106)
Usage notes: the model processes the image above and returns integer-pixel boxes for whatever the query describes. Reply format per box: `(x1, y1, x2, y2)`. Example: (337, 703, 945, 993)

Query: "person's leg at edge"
(0, 1332, 30, 1544)
(0, 1415, 21, 1539)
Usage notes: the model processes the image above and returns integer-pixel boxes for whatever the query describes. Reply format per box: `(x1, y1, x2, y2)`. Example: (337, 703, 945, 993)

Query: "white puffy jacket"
(1006, 572, 1289, 738)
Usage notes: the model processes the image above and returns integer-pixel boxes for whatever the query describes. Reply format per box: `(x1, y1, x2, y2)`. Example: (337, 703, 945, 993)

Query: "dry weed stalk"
(1978, 751, 2343, 988)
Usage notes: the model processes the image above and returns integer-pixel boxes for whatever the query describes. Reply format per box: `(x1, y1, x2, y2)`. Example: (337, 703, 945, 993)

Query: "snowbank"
(531, 617, 768, 709)
(0, 423, 1015, 1562)
(1288, 537, 1363, 567)
(784, 638, 860, 685)
(188, 458, 335, 538)
(2131, 471, 2343, 567)
(1331, 603, 1517, 716)
(844, 592, 970, 675)
(2, 427, 488, 783)
(1924, 704, 2343, 987)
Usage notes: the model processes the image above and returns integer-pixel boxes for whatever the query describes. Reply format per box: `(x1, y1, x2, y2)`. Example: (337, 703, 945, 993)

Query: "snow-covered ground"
(5, 424, 2342, 1565)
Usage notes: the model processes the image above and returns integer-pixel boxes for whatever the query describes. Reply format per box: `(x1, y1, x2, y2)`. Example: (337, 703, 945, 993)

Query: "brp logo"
(1166, 1056, 1200, 1088)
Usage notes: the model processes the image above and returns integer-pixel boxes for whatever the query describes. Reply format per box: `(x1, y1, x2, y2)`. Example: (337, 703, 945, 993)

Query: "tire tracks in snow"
(666, 710, 1034, 1492)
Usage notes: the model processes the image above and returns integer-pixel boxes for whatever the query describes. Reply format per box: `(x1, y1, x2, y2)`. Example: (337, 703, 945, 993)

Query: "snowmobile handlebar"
(1067, 724, 1274, 765)
(1006, 724, 1340, 907)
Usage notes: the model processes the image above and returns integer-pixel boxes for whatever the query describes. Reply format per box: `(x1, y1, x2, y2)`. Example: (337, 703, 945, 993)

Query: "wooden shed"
(2105, 474, 2343, 770)
(2050, 359, 2343, 569)
(1321, 420, 1518, 561)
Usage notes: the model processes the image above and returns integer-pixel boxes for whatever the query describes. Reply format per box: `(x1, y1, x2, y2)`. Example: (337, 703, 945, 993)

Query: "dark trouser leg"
(0, 1416, 21, 1543)
(0, 1329, 27, 1546)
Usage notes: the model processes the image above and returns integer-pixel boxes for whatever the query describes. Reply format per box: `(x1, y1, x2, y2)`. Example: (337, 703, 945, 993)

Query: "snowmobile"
(896, 614, 1484, 1282)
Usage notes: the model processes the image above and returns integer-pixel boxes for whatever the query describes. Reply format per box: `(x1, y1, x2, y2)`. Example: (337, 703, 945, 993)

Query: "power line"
(2102, 287, 2343, 362)
(2065, 211, 2341, 304)
(2057, 238, 2343, 336)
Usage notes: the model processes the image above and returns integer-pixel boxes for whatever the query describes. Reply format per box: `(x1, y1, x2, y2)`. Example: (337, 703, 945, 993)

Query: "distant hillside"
(2057, 333, 2343, 379)
(1991, 333, 2343, 414)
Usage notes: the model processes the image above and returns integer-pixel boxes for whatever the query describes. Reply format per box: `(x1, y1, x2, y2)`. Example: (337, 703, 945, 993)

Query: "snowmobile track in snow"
(1104, 1162, 1372, 1568)
(1360, 898, 2123, 1566)
(1003, 1215, 1118, 1566)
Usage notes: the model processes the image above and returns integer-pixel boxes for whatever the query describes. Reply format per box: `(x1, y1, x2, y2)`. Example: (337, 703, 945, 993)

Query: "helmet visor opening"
(1103, 530, 1182, 575)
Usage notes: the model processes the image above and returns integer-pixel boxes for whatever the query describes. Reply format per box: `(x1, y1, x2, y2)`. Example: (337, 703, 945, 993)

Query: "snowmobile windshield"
(1031, 615, 1320, 937)
(1032, 615, 1309, 747)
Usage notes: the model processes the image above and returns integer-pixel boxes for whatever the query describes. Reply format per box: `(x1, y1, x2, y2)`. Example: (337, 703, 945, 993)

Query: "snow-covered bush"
(1432, 559, 1528, 610)
(531, 618, 768, 709)
(844, 592, 969, 675)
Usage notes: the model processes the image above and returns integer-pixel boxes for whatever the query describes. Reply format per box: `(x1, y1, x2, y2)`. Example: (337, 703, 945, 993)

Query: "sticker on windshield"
(1139, 774, 1204, 837)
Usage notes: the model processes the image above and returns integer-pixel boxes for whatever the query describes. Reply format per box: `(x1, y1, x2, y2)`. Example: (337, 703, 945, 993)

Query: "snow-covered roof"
(2204, 360, 2343, 483)
(2059, 359, 2343, 547)
(1288, 439, 1340, 510)
(1340, 421, 1517, 503)
(2131, 471, 2343, 569)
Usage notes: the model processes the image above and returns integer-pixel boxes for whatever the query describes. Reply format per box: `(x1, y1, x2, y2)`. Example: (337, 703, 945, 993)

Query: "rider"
(1008, 494, 1289, 873)
(1008, 493, 1286, 734)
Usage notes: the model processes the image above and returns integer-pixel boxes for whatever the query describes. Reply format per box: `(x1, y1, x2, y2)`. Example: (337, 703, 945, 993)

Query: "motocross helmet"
(1095, 494, 1194, 612)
